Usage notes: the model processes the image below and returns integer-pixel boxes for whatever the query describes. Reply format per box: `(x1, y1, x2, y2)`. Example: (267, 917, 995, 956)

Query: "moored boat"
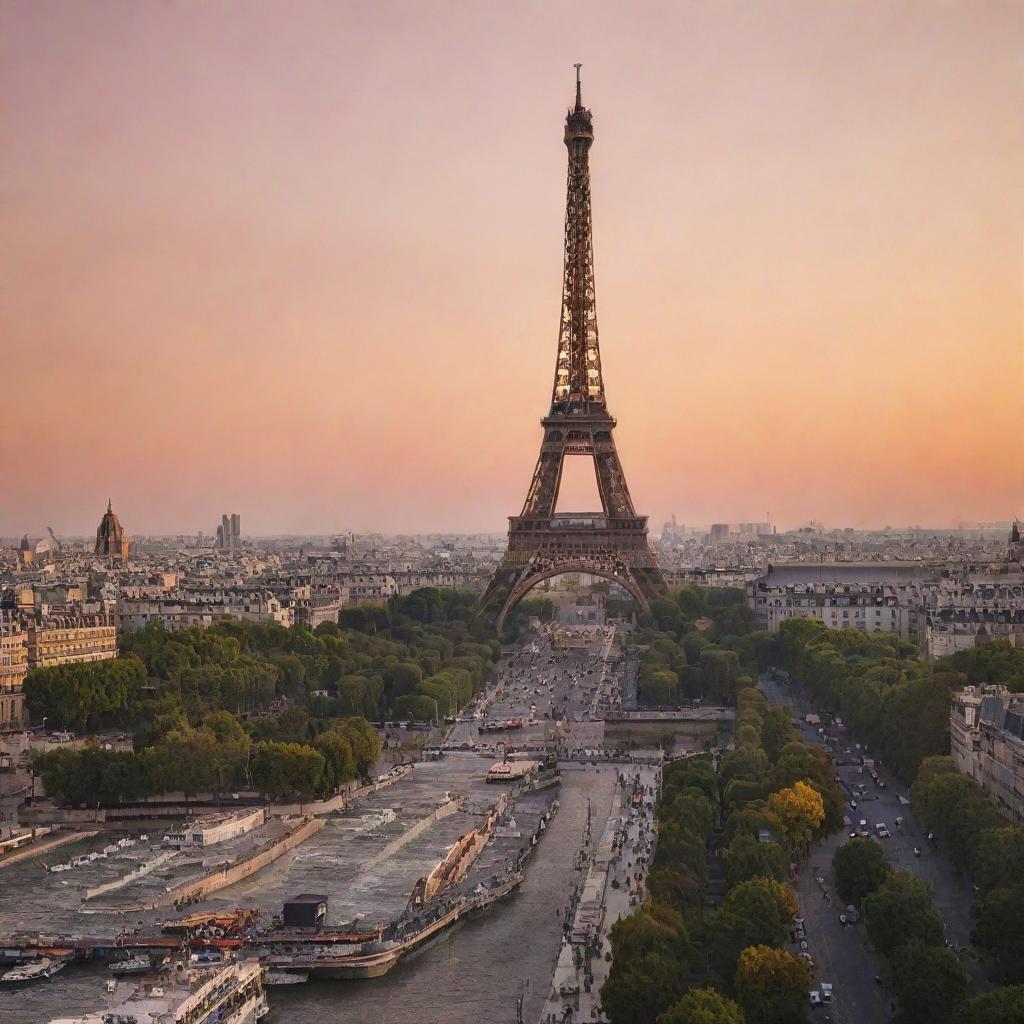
(109, 954, 156, 975)
(1, 956, 69, 985)
(47, 959, 268, 1024)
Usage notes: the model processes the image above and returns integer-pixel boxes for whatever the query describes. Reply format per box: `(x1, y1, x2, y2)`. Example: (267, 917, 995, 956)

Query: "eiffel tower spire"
(552, 64, 604, 413)
(481, 70, 666, 631)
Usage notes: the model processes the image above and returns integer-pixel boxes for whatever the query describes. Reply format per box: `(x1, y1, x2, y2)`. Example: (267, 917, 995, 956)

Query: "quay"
(0, 785, 559, 988)
(538, 765, 660, 1024)
(0, 829, 97, 870)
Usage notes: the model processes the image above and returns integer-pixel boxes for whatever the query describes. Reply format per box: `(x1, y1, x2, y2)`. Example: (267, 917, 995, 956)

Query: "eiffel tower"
(482, 68, 667, 630)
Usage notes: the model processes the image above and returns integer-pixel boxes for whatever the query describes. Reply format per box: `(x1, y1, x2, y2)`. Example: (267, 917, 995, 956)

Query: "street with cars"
(759, 672, 987, 1023)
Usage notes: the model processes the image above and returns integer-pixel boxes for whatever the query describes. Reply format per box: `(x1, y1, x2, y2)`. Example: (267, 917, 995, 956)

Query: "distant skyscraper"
(94, 499, 129, 562)
(216, 512, 241, 550)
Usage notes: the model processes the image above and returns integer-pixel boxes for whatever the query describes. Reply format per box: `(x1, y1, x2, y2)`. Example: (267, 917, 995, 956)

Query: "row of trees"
(912, 756, 1024, 983)
(26, 588, 500, 744)
(831, 835, 968, 1023)
(635, 589, 761, 708)
(776, 618, 958, 781)
(33, 711, 381, 805)
(22, 657, 147, 734)
(602, 685, 842, 1024)
(776, 624, 1024, 785)
(26, 588, 503, 806)
(830, 763, 1024, 1019)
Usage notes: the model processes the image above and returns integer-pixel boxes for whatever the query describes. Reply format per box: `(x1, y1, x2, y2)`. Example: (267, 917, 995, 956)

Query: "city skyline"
(3, 1, 1021, 536)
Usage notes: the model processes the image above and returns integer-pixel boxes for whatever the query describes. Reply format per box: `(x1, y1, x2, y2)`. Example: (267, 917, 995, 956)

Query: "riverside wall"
(355, 798, 463, 879)
(110, 816, 325, 911)
(82, 849, 179, 901)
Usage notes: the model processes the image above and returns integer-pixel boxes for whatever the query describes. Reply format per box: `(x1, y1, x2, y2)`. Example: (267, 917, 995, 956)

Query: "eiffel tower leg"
(521, 451, 563, 518)
(594, 447, 636, 519)
(479, 558, 520, 622)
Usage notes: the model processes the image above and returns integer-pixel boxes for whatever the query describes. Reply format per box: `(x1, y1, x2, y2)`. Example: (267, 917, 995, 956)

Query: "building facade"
(950, 685, 1024, 824)
(26, 614, 118, 669)
(0, 626, 27, 731)
(117, 591, 290, 633)
(749, 528, 1024, 657)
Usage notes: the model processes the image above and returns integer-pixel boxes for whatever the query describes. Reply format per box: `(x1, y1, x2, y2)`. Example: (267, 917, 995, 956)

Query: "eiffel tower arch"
(482, 68, 667, 632)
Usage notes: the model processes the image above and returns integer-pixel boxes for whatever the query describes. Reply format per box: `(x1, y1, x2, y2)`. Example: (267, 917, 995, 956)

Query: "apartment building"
(26, 614, 118, 669)
(951, 685, 1024, 824)
(0, 625, 27, 731)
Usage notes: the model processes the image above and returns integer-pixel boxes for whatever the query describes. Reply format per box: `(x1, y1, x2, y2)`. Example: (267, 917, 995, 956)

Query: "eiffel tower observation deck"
(482, 68, 667, 631)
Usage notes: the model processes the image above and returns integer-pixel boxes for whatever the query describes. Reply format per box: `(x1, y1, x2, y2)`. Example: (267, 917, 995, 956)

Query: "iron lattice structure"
(482, 69, 667, 631)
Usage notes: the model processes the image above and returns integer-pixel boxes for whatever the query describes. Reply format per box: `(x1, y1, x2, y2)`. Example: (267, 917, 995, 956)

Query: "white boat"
(47, 960, 269, 1024)
(109, 955, 154, 975)
(1, 957, 68, 984)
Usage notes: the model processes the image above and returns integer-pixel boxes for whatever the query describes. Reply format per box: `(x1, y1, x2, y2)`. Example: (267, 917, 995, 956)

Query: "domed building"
(17, 535, 34, 565)
(95, 499, 129, 562)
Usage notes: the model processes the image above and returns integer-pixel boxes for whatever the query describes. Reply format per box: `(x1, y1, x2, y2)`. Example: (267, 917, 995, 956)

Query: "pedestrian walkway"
(538, 765, 660, 1024)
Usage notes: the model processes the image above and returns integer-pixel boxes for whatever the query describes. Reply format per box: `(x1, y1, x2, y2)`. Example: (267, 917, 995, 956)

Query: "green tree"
(383, 661, 422, 702)
(640, 669, 680, 706)
(952, 985, 1024, 1024)
(832, 837, 892, 905)
(601, 902, 695, 1024)
(971, 827, 1024, 895)
(972, 884, 1024, 982)
(721, 747, 770, 785)
(760, 708, 798, 763)
(724, 834, 789, 888)
(314, 731, 356, 792)
(335, 717, 381, 778)
(911, 767, 1001, 870)
(656, 987, 745, 1024)
(893, 941, 967, 1024)
(864, 870, 944, 959)
(708, 877, 796, 980)
(250, 742, 325, 799)
(734, 944, 809, 1024)
(24, 655, 146, 732)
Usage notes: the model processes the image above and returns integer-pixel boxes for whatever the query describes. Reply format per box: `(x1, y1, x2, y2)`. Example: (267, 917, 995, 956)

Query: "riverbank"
(0, 829, 96, 870)
(538, 766, 660, 1024)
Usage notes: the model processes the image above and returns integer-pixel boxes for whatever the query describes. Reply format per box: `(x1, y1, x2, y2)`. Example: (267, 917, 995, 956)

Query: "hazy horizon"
(3, 1, 1021, 537)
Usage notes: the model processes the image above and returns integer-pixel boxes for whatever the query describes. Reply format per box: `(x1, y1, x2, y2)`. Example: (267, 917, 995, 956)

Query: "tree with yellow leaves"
(734, 944, 811, 1024)
(768, 780, 825, 854)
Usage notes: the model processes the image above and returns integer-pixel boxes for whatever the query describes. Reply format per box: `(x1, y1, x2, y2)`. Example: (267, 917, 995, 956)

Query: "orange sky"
(2, 1, 1021, 536)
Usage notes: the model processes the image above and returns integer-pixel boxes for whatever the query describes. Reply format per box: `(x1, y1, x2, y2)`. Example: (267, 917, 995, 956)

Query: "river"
(1, 767, 616, 1024)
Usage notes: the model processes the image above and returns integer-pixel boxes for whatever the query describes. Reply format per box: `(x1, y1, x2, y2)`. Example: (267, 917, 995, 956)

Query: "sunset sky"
(2, 1, 1021, 537)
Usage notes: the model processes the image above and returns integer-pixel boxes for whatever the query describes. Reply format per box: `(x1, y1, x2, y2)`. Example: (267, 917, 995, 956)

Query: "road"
(444, 626, 623, 760)
(759, 672, 988, 1023)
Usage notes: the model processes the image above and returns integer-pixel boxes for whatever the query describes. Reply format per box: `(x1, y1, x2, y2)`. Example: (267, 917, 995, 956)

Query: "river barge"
(47, 959, 269, 1024)
(251, 873, 522, 980)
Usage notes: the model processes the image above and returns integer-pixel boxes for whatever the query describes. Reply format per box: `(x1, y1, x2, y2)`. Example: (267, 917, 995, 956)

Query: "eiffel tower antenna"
(482, 71, 667, 631)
